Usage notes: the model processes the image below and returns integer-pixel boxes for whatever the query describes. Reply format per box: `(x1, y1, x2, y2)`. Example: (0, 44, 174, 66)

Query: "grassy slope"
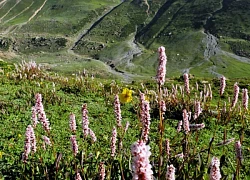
(1, 0, 250, 79)
(19, 0, 121, 36)
(1, 62, 250, 178)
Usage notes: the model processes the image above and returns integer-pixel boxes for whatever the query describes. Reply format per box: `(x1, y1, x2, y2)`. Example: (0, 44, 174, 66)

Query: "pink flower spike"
(156, 46, 167, 86)
(209, 157, 221, 180)
(231, 83, 239, 108)
(82, 104, 89, 137)
(75, 172, 82, 180)
(70, 135, 78, 156)
(183, 109, 190, 134)
(42, 135, 52, 146)
(114, 94, 122, 127)
(110, 127, 117, 157)
(166, 164, 175, 180)
(141, 100, 151, 142)
(99, 162, 106, 180)
(35, 93, 50, 132)
(131, 140, 153, 180)
(89, 128, 97, 142)
(29, 126, 36, 153)
(22, 125, 32, 163)
(177, 120, 182, 133)
(183, 73, 190, 94)
(31, 106, 38, 128)
(220, 76, 226, 96)
(235, 141, 243, 163)
(69, 113, 77, 133)
(160, 100, 166, 113)
(165, 139, 170, 159)
(194, 100, 202, 120)
(242, 89, 248, 110)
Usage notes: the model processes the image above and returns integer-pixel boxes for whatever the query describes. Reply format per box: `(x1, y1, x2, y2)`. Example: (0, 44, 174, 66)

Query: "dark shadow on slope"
(135, 0, 175, 40)
(138, 0, 194, 47)
(71, 1, 125, 50)
(204, 0, 233, 34)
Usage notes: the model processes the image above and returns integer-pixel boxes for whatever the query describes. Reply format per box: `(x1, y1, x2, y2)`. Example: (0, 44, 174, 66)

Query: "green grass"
(1, 62, 250, 179)
(1, 0, 250, 80)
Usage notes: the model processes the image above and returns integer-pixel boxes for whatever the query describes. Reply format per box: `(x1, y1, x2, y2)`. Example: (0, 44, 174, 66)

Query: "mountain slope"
(0, 0, 250, 79)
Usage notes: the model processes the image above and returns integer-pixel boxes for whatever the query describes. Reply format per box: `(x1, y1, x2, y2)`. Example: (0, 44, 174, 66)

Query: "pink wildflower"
(235, 141, 243, 163)
(166, 164, 175, 180)
(35, 93, 50, 132)
(70, 135, 78, 156)
(29, 125, 36, 153)
(175, 152, 184, 159)
(69, 113, 77, 133)
(231, 83, 239, 108)
(183, 73, 190, 94)
(114, 95, 122, 127)
(194, 100, 202, 120)
(242, 89, 248, 110)
(177, 120, 182, 133)
(183, 109, 190, 134)
(220, 76, 226, 96)
(110, 127, 117, 157)
(75, 172, 82, 180)
(160, 100, 166, 113)
(31, 106, 38, 128)
(82, 104, 89, 137)
(131, 140, 153, 180)
(22, 125, 32, 163)
(165, 139, 170, 159)
(141, 100, 151, 142)
(156, 46, 167, 86)
(99, 162, 105, 180)
(42, 135, 52, 149)
(209, 157, 221, 180)
(89, 128, 97, 142)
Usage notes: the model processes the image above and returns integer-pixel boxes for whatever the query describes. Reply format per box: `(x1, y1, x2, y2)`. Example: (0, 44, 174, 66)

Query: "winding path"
(28, 0, 47, 22)
(3, 1, 34, 24)
(0, 0, 21, 22)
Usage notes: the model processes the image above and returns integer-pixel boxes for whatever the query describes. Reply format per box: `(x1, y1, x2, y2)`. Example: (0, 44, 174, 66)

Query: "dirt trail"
(0, 0, 21, 22)
(0, 0, 6, 5)
(4, 1, 34, 24)
(0, 2, 6, 10)
(28, 0, 47, 22)
(0, 0, 7, 7)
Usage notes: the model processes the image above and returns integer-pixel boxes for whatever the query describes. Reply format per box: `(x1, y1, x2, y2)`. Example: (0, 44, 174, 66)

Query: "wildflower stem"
(158, 84, 164, 179)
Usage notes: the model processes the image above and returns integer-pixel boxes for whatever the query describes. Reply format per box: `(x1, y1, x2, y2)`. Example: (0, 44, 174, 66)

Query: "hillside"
(0, 0, 250, 79)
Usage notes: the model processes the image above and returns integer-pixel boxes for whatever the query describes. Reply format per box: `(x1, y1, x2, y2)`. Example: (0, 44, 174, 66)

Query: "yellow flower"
(0, 151, 3, 159)
(119, 88, 133, 103)
(144, 95, 150, 102)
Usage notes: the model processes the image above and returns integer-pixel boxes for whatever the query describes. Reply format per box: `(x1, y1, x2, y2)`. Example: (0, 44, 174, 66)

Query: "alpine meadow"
(0, 0, 250, 180)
